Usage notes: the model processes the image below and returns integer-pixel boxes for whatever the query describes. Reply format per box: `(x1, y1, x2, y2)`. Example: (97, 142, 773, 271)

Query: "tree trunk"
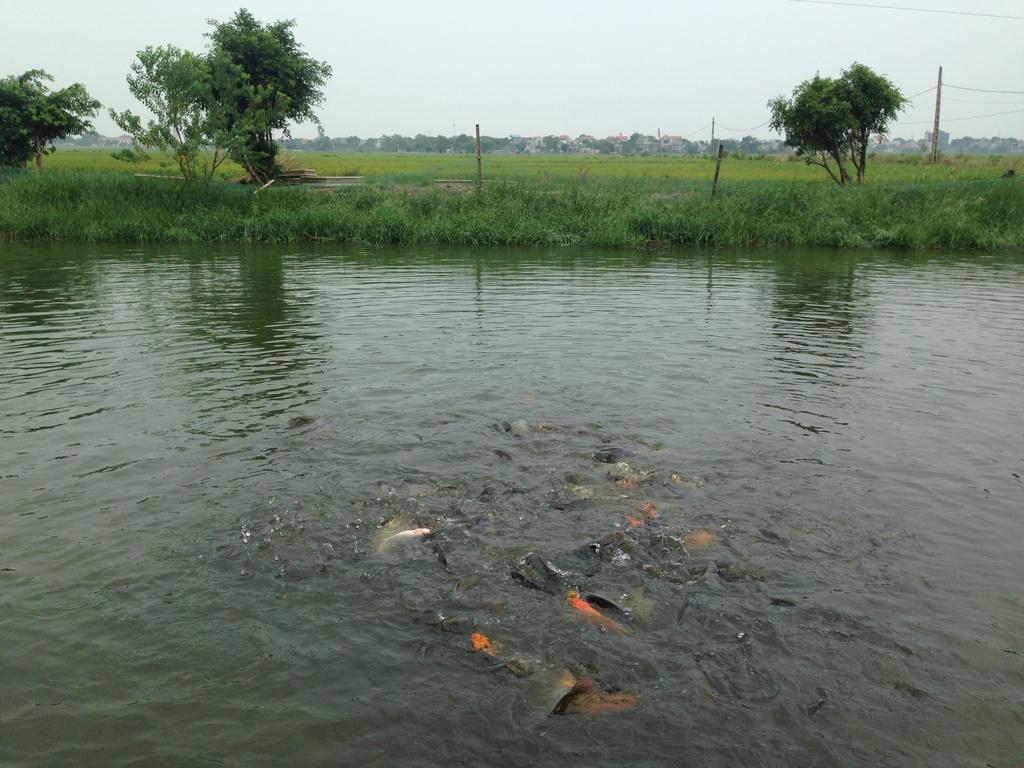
(816, 151, 842, 185)
(859, 141, 867, 185)
(34, 137, 43, 171)
(822, 131, 848, 185)
(832, 150, 849, 185)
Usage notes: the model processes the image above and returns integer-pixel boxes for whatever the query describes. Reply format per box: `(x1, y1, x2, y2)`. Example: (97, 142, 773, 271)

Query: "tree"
(543, 135, 564, 153)
(110, 46, 230, 181)
(838, 63, 906, 184)
(769, 63, 904, 185)
(311, 125, 334, 152)
(0, 70, 100, 169)
(739, 135, 759, 155)
(205, 9, 332, 183)
(769, 74, 854, 185)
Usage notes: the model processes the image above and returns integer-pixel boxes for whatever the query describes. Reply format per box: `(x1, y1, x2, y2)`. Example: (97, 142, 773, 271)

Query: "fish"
(567, 590, 631, 635)
(625, 501, 659, 528)
(593, 447, 627, 464)
(433, 541, 451, 573)
(471, 631, 500, 656)
(683, 528, 717, 547)
(377, 527, 431, 552)
(583, 593, 632, 621)
(551, 676, 640, 715)
(494, 657, 533, 678)
(670, 473, 706, 489)
(511, 553, 567, 594)
(454, 571, 486, 594)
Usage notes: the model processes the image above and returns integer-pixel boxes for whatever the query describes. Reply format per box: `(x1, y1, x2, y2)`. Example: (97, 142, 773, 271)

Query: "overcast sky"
(3, 0, 1023, 140)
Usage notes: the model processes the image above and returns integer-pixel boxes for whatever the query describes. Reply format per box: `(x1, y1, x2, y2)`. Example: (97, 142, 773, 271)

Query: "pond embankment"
(1, 171, 1020, 250)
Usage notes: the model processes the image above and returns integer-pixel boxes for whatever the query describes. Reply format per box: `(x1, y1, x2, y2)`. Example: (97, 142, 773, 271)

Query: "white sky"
(2, 0, 1022, 141)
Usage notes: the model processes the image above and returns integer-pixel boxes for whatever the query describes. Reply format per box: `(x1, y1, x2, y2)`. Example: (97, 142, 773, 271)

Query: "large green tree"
(0, 70, 100, 169)
(769, 63, 905, 185)
(205, 9, 332, 183)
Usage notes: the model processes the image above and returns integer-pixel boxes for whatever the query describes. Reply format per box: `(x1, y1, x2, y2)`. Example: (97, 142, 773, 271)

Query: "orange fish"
(626, 516, 644, 529)
(640, 501, 659, 519)
(567, 590, 631, 636)
(617, 477, 637, 491)
(566, 689, 641, 714)
(684, 528, 718, 547)
(471, 631, 500, 656)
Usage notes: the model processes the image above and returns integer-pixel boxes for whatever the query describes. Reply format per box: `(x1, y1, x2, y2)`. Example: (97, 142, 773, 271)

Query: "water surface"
(2, 244, 1022, 767)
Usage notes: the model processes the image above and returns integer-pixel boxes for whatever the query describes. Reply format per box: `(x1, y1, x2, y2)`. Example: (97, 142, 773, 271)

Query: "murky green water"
(1, 244, 1022, 767)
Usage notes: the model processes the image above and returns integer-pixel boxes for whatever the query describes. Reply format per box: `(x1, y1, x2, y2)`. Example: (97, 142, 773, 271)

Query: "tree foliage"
(0, 70, 100, 169)
(110, 46, 230, 181)
(110, 8, 331, 183)
(205, 9, 332, 182)
(769, 63, 905, 185)
(839, 63, 906, 184)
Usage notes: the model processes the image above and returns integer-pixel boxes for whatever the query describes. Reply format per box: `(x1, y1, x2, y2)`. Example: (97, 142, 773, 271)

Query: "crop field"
(42, 148, 1020, 191)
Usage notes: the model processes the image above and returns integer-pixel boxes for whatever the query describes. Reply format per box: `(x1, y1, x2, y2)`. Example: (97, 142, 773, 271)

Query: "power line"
(896, 107, 1024, 125)
(933, 107, 1024, 123)
(905, 86, 936, 99)
(945, 97, 1024, 106)
(716, 120, 771, 133)
(786, 0, 1024, 20)
(945, 83, 1024, 95)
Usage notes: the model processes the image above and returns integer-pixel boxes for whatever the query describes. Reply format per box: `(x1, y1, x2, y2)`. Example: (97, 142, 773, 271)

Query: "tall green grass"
(1, 171, 1021, 250)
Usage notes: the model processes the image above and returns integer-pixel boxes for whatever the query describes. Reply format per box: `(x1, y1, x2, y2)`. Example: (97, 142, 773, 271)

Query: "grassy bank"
(1, 171, 1021, 250)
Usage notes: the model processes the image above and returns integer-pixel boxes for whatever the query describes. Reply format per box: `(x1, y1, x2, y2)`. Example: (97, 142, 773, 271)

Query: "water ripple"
(1, 246, 1023, 767)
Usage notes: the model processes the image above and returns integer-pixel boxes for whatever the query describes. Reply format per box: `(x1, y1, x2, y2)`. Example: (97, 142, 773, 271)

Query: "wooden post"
(475, 124, 483, 191)
(711, 143, 724, 198)
(930, 66, 943, 164)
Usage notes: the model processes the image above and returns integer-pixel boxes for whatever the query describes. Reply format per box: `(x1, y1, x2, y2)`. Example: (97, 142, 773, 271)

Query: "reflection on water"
(1, 244, 1023, 768)
(768, 252, 865, 370)
(763, 254, 868, 439)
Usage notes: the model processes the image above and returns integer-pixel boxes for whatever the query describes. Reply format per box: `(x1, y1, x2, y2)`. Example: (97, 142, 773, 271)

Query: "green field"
(43, 148, 1021, 191)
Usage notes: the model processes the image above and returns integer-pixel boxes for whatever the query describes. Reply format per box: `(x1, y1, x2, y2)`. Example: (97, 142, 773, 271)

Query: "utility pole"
(930, 66, 943, 164)
(710, 117, 716, 156)
(711, 143, 725, 198)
